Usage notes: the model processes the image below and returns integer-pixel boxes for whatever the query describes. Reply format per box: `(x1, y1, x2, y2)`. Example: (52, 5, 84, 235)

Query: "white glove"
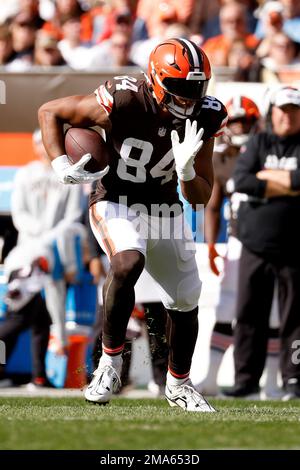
(171, 119, 204, 182)
(51, 154, 109, 184)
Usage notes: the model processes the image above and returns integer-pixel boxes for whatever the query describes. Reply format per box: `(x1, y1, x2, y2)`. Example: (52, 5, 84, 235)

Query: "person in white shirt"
(11, 129, 86, 353)
(58, 12, 93, 70)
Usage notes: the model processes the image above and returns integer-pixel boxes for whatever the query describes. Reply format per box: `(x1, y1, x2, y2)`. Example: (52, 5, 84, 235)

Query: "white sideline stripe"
(0, 387, 157, 399)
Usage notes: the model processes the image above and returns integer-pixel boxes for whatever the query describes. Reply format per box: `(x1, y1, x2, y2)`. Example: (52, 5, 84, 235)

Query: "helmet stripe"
(177, 38, 201, 69)
(233, 94, 242, 110)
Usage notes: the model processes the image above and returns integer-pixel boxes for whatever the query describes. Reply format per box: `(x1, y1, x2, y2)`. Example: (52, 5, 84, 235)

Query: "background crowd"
(0, 0, 300, 80)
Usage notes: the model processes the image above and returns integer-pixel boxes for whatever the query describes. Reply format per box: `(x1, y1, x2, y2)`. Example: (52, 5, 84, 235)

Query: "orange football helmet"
(148, 38, 211, 118)
(226, 95, 260, 122)
(225, 95, 260, 146)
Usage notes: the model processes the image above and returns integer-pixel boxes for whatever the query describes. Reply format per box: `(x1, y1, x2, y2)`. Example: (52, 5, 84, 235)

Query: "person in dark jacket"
(225, 85, 300, 400)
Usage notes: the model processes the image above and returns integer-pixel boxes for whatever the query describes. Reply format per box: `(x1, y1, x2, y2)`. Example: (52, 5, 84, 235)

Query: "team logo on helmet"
(226, 95, 260, 121)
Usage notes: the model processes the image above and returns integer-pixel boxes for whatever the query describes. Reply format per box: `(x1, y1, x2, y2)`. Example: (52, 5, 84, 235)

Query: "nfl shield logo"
(158, 127, 166, 137)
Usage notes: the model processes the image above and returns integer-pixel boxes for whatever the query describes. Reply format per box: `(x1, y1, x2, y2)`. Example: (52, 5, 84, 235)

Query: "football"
(64, 127, 108, 173)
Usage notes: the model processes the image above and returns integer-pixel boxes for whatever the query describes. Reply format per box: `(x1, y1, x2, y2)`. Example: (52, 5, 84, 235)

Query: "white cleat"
(165, 380, 216, 412)
(85, 365, 121, 405)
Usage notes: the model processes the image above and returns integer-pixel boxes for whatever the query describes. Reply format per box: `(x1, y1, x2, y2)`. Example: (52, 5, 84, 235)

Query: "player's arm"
(233, 136, 300, 198)
(262, 179, 299, 197)
(38, 94, 111, 184)
(171, 119, 214, 209)
(172, 97, 227, 208)
(179, 138, 214, 209)
(256, 170, 300, 196)
(204, 173, 224, 276)
(204, 175, 223, 244)
(38, 94, 110, 160)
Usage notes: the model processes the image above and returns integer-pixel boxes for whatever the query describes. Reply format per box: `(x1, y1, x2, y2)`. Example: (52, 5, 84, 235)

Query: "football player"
(39, 38, 227, 412)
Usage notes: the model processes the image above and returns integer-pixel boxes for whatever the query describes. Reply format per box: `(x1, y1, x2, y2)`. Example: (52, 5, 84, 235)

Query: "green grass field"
(1, 397, 300, 450)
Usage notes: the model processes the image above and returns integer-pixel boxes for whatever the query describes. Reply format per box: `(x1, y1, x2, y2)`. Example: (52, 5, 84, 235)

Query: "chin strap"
(165, 96, 196, 119)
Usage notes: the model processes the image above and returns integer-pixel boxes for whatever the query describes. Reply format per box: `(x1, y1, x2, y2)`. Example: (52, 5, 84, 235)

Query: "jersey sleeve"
(199, 96, 228, 141)
(94, 76, 140, 115)
(94, 81, 114, 115)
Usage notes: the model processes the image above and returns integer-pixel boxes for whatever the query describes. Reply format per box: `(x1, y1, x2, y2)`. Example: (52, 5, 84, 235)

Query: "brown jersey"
(90, 74, 228, 210)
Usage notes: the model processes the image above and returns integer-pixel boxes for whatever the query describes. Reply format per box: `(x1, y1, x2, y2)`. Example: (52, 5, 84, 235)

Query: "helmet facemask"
(162, 76, 209, 118)
(164, 95, 198, 118)
(224, 118, 258, 147)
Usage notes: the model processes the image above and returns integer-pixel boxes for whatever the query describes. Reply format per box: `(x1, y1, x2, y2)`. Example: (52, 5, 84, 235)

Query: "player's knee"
(111, 250, 145, 284)
(165, 277, 201, 312)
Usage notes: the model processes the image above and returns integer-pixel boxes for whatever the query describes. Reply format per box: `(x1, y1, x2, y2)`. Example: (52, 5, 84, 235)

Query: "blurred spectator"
(229, 31, 300, 84)
(233, 60, 279, 83)
(42, 0, 93, 42)
(34, 30, 67, 66)
(120, 1, 149, 44)
(195, 0, 259, 41)
(0, 257, 52, 388)
(130, 9, 191, 70)
(90, 7, 136, 53)
(83, 0, 113, 44)
(260, 31, 300, 71)
(164, 22, 193, 40)
(202, 1, 259, 66)
(57, 12, 92, 68)
(10, 129, 85, 354)
(255, 1, 285, 58)
(107, 30, 136, 67)
(187, 0, 221, 37)
(82, 5, 136, 70)
(227, 38, 255, 67)
(235, 29, 300, 82)
(255, 0, 300, 43)
(111, 9, 136, 36)
(89, 30, 139, 68)
(137, 0, 194, 38)
(0, 24, 14, 67)
(92, 1, 148, 45)
(8, 11, 40, 70)
(18, 0, 45, 29)
(225, 86, 300, 399)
